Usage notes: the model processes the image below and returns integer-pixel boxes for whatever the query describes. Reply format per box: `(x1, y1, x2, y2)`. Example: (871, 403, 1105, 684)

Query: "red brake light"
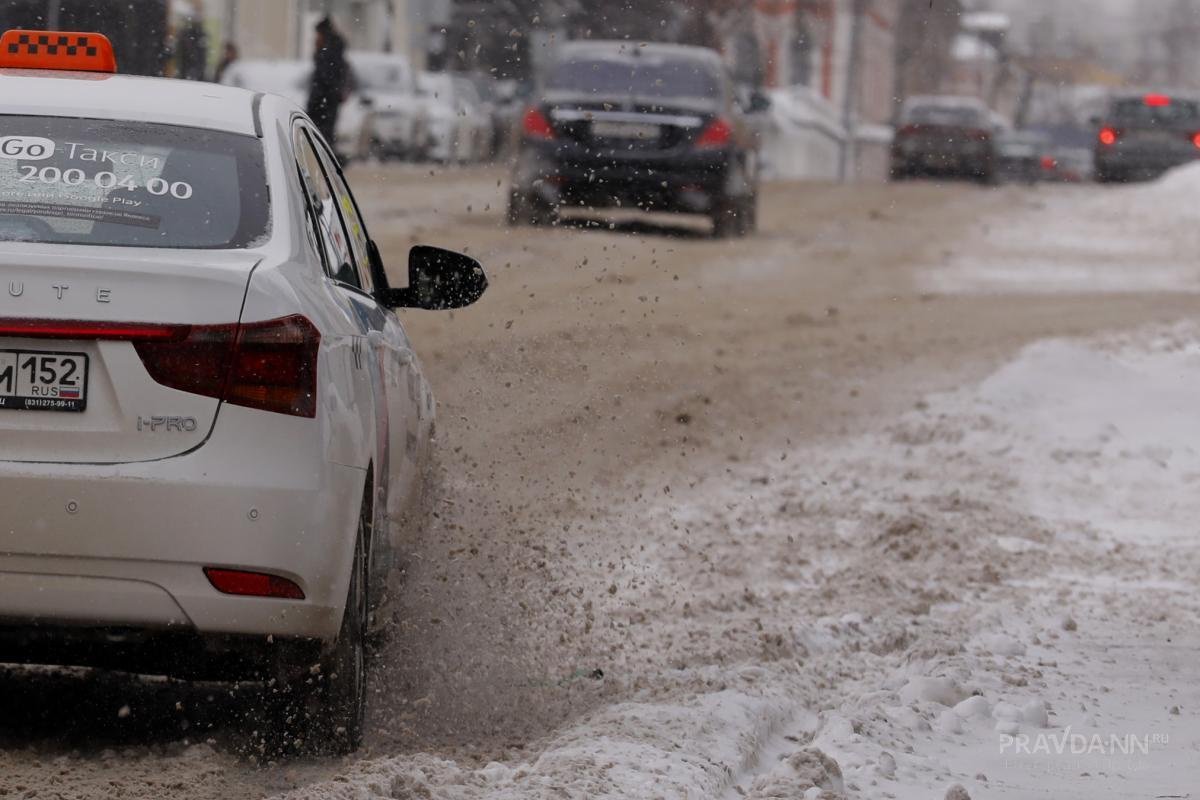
(1040, 155, 1057, 171)
(225, 315, 320, 418)
(204, 568, 305, 600)
(0, 315, 320, 417)
(0, 29, 117, 73)
(133, 315, 319, 418)
(695, 118, 733, 149)
(1145, 93, 1171, 107)
(1191, 132, 1200, 149)
(1099, 127, 1118, 146)
(522, 107, 554, 140)
(0, 319, 184, 340)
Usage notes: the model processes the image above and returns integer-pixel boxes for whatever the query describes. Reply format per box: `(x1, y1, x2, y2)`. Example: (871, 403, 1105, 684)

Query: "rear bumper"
(0, 403, 364, 661)
(891, 147, 993, 175)
(513, 143, 735, 212)
(1096, 147, 1197, 176)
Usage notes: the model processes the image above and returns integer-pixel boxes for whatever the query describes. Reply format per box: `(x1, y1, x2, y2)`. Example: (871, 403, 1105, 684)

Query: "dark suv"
(508, 41, 760, 238)
(1094, 92, 1200, 182)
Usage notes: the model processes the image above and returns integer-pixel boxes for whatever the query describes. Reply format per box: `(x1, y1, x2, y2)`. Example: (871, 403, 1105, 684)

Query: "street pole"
(838, 0, 867, 182)
(46, 0, 61, 29)
(225, 0, 237, 46)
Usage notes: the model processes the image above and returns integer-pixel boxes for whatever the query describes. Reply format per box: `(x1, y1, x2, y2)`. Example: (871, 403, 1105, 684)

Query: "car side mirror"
(377, 245, 487, 310)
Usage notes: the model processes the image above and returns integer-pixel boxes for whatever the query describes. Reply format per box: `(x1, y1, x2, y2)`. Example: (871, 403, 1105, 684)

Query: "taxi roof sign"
(0, 30, 116, 73)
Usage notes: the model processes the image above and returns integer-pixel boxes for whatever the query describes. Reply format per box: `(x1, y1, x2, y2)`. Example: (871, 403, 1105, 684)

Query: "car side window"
(293, 142, 334, 274)
(294, 126, 362, 290)
(309, 138, 375, 295)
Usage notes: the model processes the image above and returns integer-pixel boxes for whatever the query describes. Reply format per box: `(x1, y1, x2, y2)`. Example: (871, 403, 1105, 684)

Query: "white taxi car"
(0, 31, 487, 753)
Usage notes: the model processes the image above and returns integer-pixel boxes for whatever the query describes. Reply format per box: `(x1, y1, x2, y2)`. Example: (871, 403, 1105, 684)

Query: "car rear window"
(1110, 98, 1200, 126)
(547, 54, 722, 100)
(903, 105, 987, 127)
(0, 116, 269, 249)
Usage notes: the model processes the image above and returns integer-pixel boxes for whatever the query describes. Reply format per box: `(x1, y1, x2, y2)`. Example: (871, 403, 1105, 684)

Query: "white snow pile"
(924, 162, 1200, 294)
(282, 323, 1200, 799)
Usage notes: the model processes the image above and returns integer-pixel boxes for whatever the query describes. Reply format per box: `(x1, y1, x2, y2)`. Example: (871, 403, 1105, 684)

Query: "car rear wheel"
(269, 513, 368, 755)
(507, 189, 555, 227)
(736, 193, 758, 236)
(711, 193, 748, 239)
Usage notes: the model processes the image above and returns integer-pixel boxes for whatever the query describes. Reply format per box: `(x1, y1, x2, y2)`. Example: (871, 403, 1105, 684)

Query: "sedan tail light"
(522, 107, 555, 140)
(695, 118, 733, 149)
(135, 315, 320, 418)
(0, 314, 321, 417)
(1099, 127, 1118, 146)
(1191, 132, 1200, 149)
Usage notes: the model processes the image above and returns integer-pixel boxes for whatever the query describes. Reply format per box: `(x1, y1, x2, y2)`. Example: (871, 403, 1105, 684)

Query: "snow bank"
(924, 164, 1200, 294)
(761, 87, 845, 181)
(283, 323, 1200, 800)
(278, 672, 811, 800)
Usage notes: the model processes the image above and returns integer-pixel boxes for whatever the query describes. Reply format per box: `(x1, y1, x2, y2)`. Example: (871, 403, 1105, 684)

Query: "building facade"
(205, 0, 430, 67)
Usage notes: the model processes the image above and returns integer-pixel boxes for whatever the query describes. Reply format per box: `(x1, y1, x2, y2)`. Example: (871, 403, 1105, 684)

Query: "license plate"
(591, 121, 661, 140)
(0, 350, 88, 412)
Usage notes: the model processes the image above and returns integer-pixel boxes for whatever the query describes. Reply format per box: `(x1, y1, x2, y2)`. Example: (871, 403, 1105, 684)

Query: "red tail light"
(1145, 93, 1171, 107)
(522, 107, 555, 140)
(1191, 132, 1200, 149)
(695, 118, 733, 149)
(1040, 155, 1057, 171)
(0, 319, 183, 340)
(0, 315, 320, 417)
(134, 315, 319, 418)
(226, 316, 320, 418)
(204, 567, 305, 600)
(1099, 127, 1118, 146)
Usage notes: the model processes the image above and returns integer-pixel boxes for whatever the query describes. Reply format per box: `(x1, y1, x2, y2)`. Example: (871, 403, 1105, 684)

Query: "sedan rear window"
(903, 105, 987, 127)
(547, 55, 721, 100)
(1110, 98, 1200, 126)
(0, 116, 269, 249)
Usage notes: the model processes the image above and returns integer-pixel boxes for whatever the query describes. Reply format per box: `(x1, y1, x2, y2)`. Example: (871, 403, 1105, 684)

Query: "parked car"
(996, 129, 1051, 184)
(219, 59, 372, 162)
(508, 40, 760, 237)
(891, 95, 998, 183)
(348, 51, 428, 160)
(1093, 91, 1200, 182)
(1043, 146, 1095, 183)
(416, 72, 492, 164)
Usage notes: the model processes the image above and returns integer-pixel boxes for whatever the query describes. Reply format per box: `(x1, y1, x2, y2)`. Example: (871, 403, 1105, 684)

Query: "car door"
(292, 122, 379, 478)
(306, 129, 424, 529)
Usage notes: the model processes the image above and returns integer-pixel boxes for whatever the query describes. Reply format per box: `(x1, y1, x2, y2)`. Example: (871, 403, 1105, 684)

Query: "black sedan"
(508, 41, 760, 238)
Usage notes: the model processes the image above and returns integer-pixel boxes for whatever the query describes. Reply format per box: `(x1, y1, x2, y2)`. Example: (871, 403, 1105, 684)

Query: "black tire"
(710, 194, 741, 239)
(737, 193, 758, 236)
(507, 189, 555, 227)
(270, 514, 368, 756)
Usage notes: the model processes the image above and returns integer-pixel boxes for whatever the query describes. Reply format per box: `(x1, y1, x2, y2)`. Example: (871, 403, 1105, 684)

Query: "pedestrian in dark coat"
(306, 16, 350, 146)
